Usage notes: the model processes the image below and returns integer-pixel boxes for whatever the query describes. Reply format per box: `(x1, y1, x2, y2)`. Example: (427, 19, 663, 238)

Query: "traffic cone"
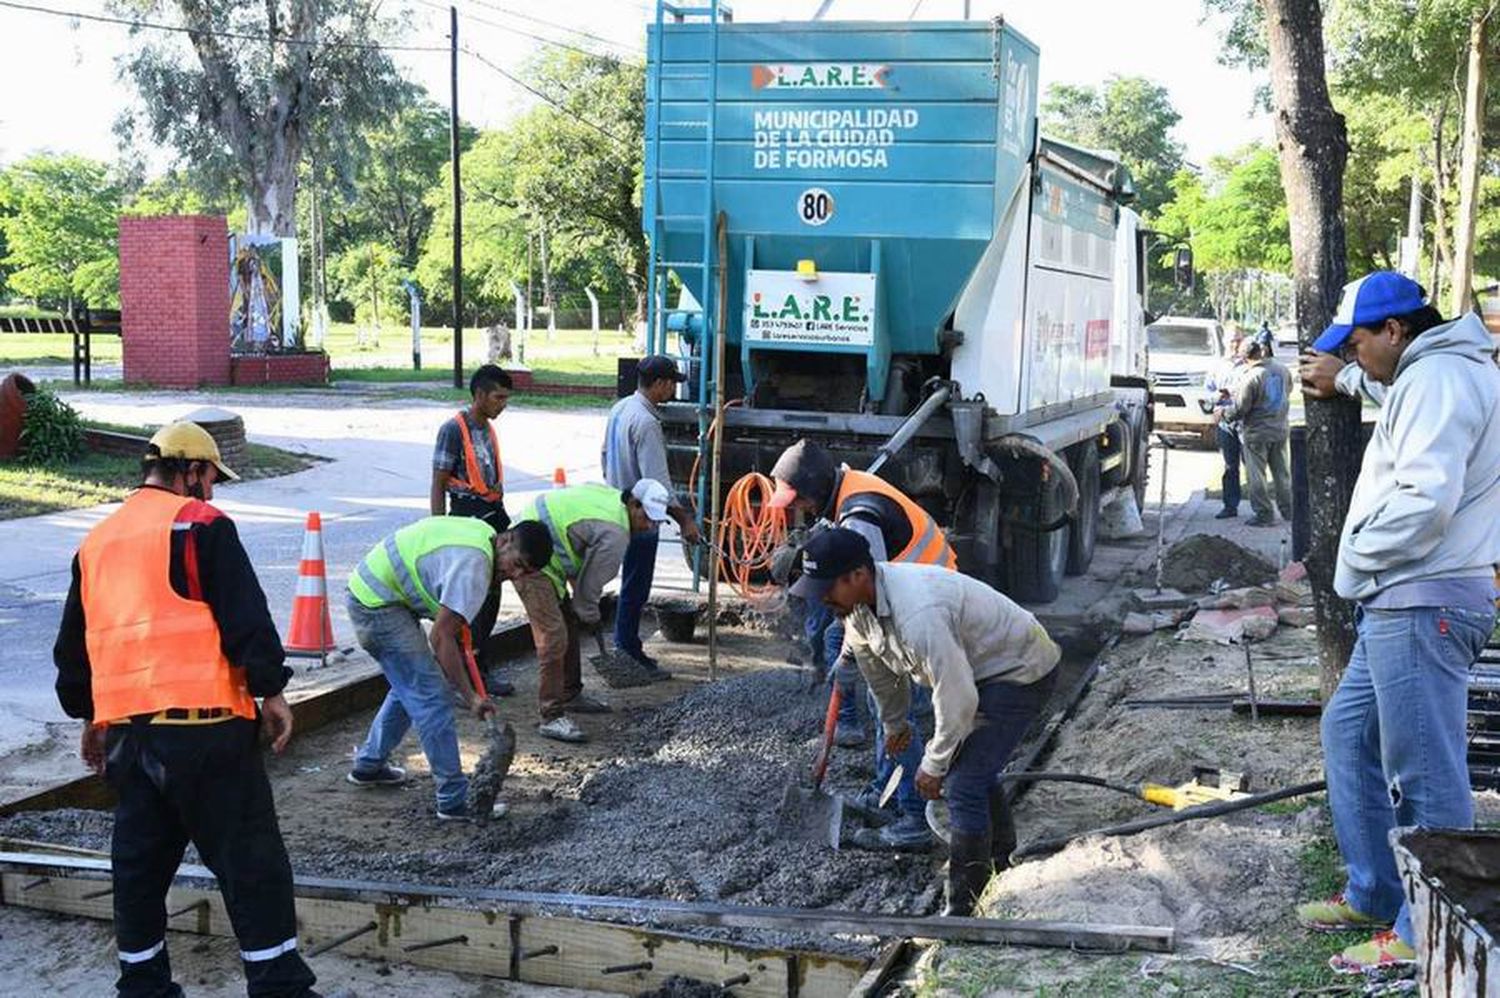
(284, 512, 336, 657)
(553, 466, 567, 488)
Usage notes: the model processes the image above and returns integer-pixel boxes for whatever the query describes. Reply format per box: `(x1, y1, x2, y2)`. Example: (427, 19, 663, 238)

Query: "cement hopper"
(644, 18, 1040, 408)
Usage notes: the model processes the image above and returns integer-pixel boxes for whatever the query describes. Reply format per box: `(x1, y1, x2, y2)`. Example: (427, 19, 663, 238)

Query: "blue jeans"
(805, 602, 861, 729)
(868, 684, 930, 818)
(1217, 423, 1241, 512)
(348, 597, 467, 811)
(947, 670, 1058, 836)
(1321, 604, 1494, 944)
(614, 529, 660, 658)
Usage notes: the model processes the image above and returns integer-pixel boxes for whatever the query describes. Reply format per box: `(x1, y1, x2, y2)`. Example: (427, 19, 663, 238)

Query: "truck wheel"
(1005, 474, 1068, 604)
(1132, 427, 1151, 512)
(1065, 440, 1100, 576)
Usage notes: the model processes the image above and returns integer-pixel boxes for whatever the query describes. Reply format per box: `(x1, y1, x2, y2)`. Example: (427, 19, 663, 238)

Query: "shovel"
(777, 682, 845, 849)
(462, 632, 516, 823)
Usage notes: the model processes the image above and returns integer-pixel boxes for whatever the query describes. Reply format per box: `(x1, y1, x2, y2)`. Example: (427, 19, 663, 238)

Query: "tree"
(327, 240, 407, 328)
(1451, 8, 1489, 312)
(0, 155, 122, 312)
(116, 1, 412, 237)
(1041, 76, 1186, 217)
(1258, 0, 1362, 696)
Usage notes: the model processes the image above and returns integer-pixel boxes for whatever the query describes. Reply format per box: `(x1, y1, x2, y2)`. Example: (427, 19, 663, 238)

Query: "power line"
(413, 0, 624, 61)
(0, 0, 449, 52)
(461, 45, 633, 153)
(461, 0, 642, 56)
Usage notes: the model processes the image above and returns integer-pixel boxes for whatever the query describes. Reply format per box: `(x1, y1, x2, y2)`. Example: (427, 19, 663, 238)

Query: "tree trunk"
(1430, 105, 1452, 302)
(1451, 10, 1488, 316)
(1259, 0, 1362, 700)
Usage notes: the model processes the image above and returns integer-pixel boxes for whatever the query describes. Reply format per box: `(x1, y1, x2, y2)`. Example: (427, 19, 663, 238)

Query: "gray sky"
(0, 0, 1270, 170)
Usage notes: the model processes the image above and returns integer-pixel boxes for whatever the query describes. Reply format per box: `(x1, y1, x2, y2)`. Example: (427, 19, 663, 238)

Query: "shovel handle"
(461, 628, 488, 700)
(810, 682, 842, 788)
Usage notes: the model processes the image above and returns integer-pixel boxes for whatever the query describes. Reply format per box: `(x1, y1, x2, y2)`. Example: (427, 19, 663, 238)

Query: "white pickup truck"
(1146, 316, 1228, 445)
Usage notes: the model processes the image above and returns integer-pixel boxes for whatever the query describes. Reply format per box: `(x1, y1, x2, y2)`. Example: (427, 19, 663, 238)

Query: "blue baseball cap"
(1315, 272, 1428, 353)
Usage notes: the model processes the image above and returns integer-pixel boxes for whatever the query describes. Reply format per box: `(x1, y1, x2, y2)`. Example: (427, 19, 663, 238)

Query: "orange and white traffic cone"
(553, 466, 567, 488)
(284, 511, 337, 658)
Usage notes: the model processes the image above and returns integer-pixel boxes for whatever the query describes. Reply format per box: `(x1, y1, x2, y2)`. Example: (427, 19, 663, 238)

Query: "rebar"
(520, 944, 558, 960)
(602, 960, 653, 974)
(403, 934, 468, 953)
(307, 921, 377, 957)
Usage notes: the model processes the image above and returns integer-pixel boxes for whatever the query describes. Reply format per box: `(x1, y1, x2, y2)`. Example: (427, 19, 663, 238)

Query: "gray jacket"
(844, 563, 1060, 777)
(1224, 357, 1292, 444)
(1335, 312, 1500, 601)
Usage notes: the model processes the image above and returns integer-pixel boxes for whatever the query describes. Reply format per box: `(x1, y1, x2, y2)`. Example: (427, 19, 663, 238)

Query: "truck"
(642, 5, 1154, 603)
(1146, 315, 1229, 445)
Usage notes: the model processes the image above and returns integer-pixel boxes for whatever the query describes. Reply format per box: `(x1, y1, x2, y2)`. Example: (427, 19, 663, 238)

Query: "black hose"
(996, 771, 1144, 799)
(1013, 779, 1327, 860)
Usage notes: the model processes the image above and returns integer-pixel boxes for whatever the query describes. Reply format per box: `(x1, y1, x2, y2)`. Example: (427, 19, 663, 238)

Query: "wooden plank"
(849, 939, 909, 998)
(1, 867, 865, 998)
(0, 852, 1176, 953)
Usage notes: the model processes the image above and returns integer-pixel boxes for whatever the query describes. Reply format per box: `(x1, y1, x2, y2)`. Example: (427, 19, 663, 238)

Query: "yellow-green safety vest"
(348, 515, 495, 616)
(515, 483, 629, 597)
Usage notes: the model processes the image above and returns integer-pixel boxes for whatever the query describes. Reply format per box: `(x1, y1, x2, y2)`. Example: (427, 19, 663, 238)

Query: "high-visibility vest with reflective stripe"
(348, 516, 496, 616)
(834, 469, 958, 569)
(78, 489, 257, 724)
(448, 412, 503, 502)
(515, 483, 629, 597)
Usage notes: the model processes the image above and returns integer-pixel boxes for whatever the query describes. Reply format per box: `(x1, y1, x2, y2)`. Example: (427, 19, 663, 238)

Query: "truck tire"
(1133, 427, 1151, 512)
(1065, 440, 1100, 576)
(1005, 474, 1068, 604)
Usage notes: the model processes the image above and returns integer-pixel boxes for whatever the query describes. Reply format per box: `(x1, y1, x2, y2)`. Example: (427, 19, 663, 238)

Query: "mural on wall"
(229, 234, 301, 353)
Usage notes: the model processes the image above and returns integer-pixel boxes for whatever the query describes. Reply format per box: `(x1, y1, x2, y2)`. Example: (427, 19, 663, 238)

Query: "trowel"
(776, 683, 845, 849)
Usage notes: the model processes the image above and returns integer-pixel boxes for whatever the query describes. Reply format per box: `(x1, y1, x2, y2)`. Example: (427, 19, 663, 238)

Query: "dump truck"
(642, 6, 1153, 602)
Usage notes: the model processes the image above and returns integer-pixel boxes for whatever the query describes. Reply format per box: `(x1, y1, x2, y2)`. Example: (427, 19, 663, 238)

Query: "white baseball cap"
(631, 479, 673, 523)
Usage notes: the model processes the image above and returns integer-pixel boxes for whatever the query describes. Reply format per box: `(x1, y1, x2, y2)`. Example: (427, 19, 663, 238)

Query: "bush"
(20, 388, 83, 466)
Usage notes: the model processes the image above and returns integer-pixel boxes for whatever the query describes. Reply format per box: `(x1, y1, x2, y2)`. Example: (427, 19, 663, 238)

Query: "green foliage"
(0, 154, 121, 310)
(1041, 76, 1185, 217)
(20, 388, 84, 466)
(327, 241, 408, 326)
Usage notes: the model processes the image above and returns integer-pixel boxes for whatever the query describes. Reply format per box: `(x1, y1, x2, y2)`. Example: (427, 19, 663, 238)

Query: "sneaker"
(346, 764, 407, 788)
(847, 814, 933, 852)
(564, 692, 613, 714)
(437, 801, 509, 822)
(1296, 893, 1392, 932)
(1246, 515, 1277, 528)
(1328, 930, 1416, 976)
(538, 716, 588, 743)
(1214, 508, 1238, 520)
(833, 721, 867, 749)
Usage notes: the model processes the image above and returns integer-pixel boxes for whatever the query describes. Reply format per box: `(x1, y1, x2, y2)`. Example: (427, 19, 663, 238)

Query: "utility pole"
(1399, 160, 1422, 279)
(449, 5, 464, 389)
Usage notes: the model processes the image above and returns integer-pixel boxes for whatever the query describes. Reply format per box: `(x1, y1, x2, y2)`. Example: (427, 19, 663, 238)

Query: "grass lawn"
(0, 421, 322, 520)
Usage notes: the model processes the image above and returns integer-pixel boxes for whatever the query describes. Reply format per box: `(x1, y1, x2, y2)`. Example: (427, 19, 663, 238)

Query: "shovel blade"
(777, 784, 844, 850)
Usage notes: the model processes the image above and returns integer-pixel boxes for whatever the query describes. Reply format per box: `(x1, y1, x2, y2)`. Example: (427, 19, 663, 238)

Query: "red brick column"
(119, 215, 231, 387)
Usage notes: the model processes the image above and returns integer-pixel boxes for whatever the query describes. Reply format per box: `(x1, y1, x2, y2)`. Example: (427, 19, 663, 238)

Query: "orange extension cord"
(687, 400, 788, 608)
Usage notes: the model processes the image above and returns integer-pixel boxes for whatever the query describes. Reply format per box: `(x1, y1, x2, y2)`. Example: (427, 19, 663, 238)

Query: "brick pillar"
(119, 215, 231, 387)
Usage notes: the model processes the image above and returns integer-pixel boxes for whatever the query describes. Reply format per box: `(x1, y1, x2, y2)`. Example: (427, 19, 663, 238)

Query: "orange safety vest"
(449, 412, 503, 502)
(834, 469, 959, 570)
(78, 489, 257, 724)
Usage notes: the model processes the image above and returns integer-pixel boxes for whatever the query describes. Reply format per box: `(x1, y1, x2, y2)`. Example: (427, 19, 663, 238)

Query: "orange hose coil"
(715, 472, 787, 608)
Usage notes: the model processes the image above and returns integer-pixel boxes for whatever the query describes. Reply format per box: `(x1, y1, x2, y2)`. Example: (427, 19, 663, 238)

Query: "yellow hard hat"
(147, 421, 240, 482)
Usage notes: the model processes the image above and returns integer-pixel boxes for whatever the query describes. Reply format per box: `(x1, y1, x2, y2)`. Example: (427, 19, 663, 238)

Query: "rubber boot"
(942, 831, 993, 917)
(989, 789, 1017, 870)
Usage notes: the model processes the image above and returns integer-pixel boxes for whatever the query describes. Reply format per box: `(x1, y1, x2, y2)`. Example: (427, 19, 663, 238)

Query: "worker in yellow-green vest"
(344, 516, 553, 820)
(514, 480, 673, 744)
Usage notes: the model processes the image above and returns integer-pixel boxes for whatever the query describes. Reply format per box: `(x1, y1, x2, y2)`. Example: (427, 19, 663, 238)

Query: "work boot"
(564, 692, 612, 714)
(942, 831, 994, 917)
(988, 790, 1017, 869)
(833, 720, 867, 748)
(1215, 507, 1237, 520)
(538, 716, 588, 743)
(848, 814, 933, 852)
(1246, 514, 1277, 528)
(625, 650, 673, 682)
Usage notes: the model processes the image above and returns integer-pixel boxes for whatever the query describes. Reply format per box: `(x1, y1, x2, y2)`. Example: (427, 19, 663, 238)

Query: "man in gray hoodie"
(1292, 271, 1500, 976)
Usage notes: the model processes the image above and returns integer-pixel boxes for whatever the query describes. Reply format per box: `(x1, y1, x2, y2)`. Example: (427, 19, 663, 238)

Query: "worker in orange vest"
(52, 422, 317, 997)
(431, 364, 512, 689)
(768, 438, 959, 851)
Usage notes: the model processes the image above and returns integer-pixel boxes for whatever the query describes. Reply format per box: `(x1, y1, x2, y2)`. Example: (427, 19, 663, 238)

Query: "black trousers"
(447, 493, 510, 665)
(105, 718, 315, 998)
